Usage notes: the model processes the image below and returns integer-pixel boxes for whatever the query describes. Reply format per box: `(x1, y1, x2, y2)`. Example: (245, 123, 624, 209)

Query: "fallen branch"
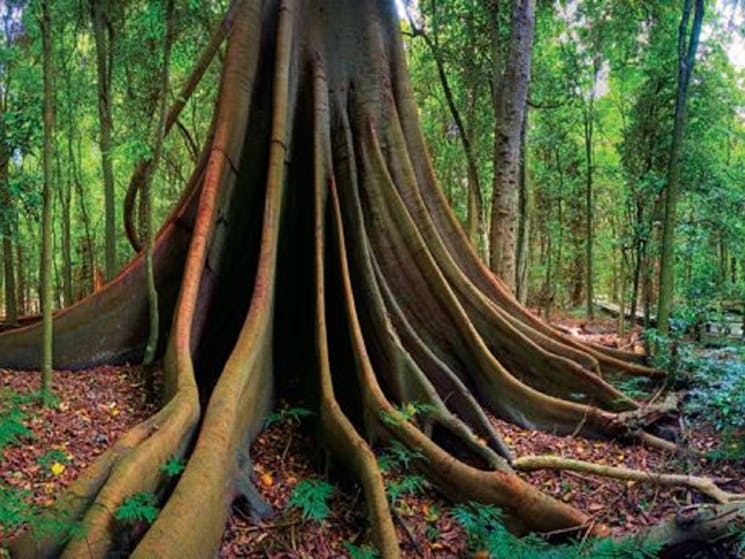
(512, 454, 745, 504)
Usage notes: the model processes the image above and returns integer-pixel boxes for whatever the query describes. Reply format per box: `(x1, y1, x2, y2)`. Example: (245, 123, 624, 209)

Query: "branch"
(513, 455, 744, 504)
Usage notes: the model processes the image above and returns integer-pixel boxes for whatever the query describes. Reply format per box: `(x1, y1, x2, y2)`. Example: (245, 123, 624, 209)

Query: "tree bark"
(489, 0, 535, 290)
(91, 0, 117, 281)
(656, 0, 704, 335)
(40, 0, 55, 398)
(2, 2, 725, 558)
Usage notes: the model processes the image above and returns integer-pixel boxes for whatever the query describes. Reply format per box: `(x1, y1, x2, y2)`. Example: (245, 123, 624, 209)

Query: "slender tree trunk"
(1, 156, 17, 326)
(405, 7, 485, 256)
(143, 0, 175, 375)
(58, 153, 74, 307)
(657, 0, 704, 335)
(41, 0, 55, 398)
(91, 0, 117, 281)
(16, 237, 24, 316)
(489, 0, 535, 289)
(515, 110, 530, 303)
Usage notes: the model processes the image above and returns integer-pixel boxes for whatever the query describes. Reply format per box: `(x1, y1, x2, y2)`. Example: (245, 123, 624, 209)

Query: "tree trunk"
(656, 0, 704, 335)
(1, 167, 17, 326)
(40, 0, 55, 398)
(91, 0, 117, 281)
(4, 2, 736, 558)
(583, 99, 594, 319)
(515, 110, 530, 304)
(143, 0, 175, 374)
(489, 0, 535, 290)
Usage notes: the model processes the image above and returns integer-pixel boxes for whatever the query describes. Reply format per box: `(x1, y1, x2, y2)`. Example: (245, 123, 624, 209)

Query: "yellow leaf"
(110, 408, 120, 416)
(260, 472, 273, 487)
(50, 462, 66, 476)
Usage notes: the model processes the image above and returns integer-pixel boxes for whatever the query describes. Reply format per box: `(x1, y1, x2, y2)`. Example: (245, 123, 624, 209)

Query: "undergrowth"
(452, 502, 662, 559)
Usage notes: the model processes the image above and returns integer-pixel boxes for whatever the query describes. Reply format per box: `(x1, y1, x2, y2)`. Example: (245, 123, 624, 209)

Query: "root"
(313, 61, 400, 559)
(636, 503, 745, 555)
(513, 455, 745, 504)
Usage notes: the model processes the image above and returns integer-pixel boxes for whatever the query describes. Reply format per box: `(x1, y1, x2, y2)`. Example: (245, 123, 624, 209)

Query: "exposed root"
(636, 503, 745, 556)
(513, 455, 745, 504)
(8, 1, 745, 557)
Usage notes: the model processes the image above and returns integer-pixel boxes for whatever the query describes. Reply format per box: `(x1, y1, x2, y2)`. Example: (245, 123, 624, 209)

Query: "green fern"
(264, 405, 314, 428)
(0, 485, 36, 534)
(0, 406, 31, 451)
(115, 492, 159, 525)
(343, 542, 380, 559)
(287, 479, 334, 522)
(451, 502, 663, 558)
(159, 455, 186, 477)
(377, 441, 425, 473)
(379, 401, 436, 427)
(386, 474, 430, 502)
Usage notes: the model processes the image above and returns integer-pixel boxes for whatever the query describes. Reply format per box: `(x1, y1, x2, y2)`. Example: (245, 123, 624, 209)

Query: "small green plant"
(159, 455, 186, 477)
(342, 542, 380, 559)
(287, 479, 334, 522)
(115, 492, 159, 525)
(613, 377, 651, 401)
(0, 485, 36, 535)
(264, 405, 314, 428)
(379, 401, 436, 426)
(0, 485, 84, 544)
(377, 441, 425, 473)
(36, 449, 71, 475)
(0, 390, 34, 452)
(386, 474, 430, 502)
(451, 502, 662, 558)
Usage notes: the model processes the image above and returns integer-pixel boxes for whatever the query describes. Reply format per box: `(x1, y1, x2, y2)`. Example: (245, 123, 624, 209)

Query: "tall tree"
(40, 0, 55, 397)
(2, 1, 742, 557)
(143, 0, 176, 371)
(656, 0, 705, 335)
(489, 0, 535, 289)
(90, 0, 117, 281)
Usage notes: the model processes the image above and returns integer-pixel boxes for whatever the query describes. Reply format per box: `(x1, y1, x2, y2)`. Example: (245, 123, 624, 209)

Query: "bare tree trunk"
(16, 236, 24, 316)
(515, 110, 530, 303)
(40, 0, 55, 398)
(1, 151, 17, 326)
(657, 0, 704, 335)
(143, 0, 176, 373)
(489, 0, 535, 290)
(91, 0, 117, 281)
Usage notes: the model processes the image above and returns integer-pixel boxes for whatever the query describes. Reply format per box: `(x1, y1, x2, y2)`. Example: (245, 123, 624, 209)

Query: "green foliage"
(451, 502, 662, 558)
(264, 405, 314, 428)
(613, 377, 651, 401)
(0, 404, 31, 452)
(36, 449, 71, 473)
(377, 441, 425, 473)
(0, 484, 84, 544)
(379, 401, 436, 427)
(0, 486, 35, 534)
(342, 542, 380, 559)
(287, 479, 334, 522)
(159, 455, 186, 478)
(115, 492, 159, 525)
(385, 474, 429, 502)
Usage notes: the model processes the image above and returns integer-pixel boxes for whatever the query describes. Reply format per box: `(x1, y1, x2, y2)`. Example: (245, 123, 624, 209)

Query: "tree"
(1, 1, 743, 557)
(40, 0, 54, 397)
(489, 0, 535, 290)
(656, 0, 705, 335)
(90, 0, 117, 281)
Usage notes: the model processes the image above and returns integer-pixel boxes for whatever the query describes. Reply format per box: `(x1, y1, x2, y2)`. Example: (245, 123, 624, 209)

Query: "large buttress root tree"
(2, 1, 744, 557)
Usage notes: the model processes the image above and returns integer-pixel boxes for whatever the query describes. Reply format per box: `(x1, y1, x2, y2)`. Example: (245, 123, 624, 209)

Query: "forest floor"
(1, 317, 744, 557)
